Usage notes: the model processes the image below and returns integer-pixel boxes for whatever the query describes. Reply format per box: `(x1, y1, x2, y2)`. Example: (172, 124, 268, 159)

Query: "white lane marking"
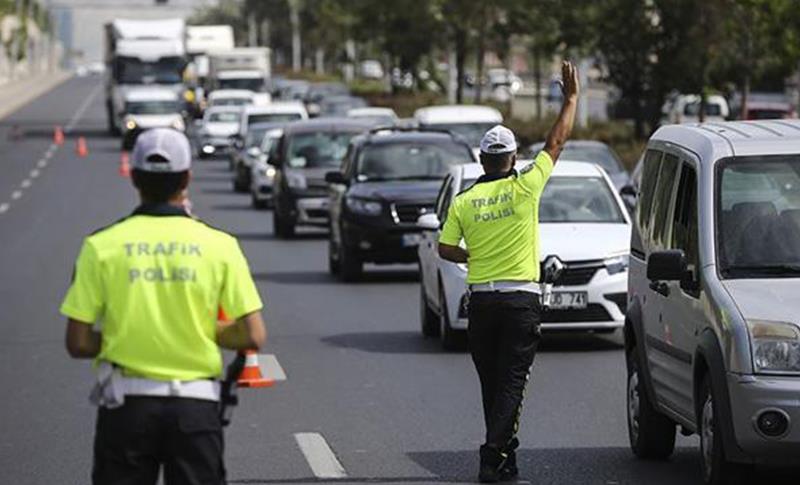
(0, 203, 8, 214)
(294, 433, 347, 479)
(37, 159, 47, 168)
(11, 191, 22, 200)
(30, 169, 40, 178)
(64, 83, 102, 133)
(259, 354, 287, 381)
(45, 146, 56, 158)
(20, 179, 31, 188)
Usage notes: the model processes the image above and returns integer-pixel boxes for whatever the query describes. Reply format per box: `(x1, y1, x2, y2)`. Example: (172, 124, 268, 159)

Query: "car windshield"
(212, 98, 250, 107)
(116, 57, 183, 84)
(260, 131, 282, 153)
(423, 122, 497, 148)
(248, 113, 303, 124)
(126, 101, 179, 115)
(286, 131, 357, 168)
(718, 156, 800, 278)
(357, 142, 473, 181)
(207, 112, 239, 122)
(539, 177, 626, 223)
(558, 146, 623, 173)
(245, 127, 270, 147)
(218, 78, 263, 91)
(685, 101, 722, 117)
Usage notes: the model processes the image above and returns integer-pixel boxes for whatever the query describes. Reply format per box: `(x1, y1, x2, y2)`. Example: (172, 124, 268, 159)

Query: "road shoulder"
(0, 71, 73, 121)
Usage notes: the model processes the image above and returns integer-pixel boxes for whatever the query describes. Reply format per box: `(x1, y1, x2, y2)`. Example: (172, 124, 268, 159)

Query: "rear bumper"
(727, 372, 800, 464)
(342, 220, 423, 264)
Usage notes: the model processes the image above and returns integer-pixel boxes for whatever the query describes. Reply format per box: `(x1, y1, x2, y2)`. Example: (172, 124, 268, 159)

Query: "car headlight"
(747, 320, 800, 374)
(264, 166, 276, 178)
(125, 119, 137, 130)
(285, 172, 307, 189)
(346, 197, 382, 216)
(604, 253, 630, 275)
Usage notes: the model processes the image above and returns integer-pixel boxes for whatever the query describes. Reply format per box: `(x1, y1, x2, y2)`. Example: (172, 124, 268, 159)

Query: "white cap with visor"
(479, 125, 517, 154)
(131, 128, 192, 173)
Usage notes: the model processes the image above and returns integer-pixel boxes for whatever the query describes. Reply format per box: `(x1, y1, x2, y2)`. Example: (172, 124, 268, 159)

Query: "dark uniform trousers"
(93, 396, 225, 485)
(467, 291, 542, 457)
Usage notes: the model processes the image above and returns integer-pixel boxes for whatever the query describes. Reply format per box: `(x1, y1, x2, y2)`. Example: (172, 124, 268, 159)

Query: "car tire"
(420, 282, 440, 338)
(699, 375, 751, 485)
(251, 194, 267, 210)
(339, 242, 362, 282)
(627, 345, 676, 459)
(439, 282, 463, 351)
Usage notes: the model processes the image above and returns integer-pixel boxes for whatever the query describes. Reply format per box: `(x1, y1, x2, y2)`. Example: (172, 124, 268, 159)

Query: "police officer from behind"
(62, 128, 266, 485)
(438, 61, 579, 483)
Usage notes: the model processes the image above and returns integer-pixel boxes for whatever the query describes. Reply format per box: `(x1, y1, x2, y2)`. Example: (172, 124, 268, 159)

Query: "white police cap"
(131, 128, 192, 173)
(479, 125, 517, 154)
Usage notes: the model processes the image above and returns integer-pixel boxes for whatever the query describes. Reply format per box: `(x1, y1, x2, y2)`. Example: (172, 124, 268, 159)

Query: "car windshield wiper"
(723, 263, 800, 276)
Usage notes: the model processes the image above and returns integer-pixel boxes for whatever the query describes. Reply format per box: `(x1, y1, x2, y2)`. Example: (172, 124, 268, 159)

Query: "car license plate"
(402, 234, 422, 247)
(549, 291, 588, 310)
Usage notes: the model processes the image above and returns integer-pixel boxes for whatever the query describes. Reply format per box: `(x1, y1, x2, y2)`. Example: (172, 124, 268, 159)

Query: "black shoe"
(478, 445, 506, 483)
(498, 451, 518, 481)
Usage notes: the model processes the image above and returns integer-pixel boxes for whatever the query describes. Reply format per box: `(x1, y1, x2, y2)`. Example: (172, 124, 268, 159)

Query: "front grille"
(542, 304, 612, 323)
(393, 203, 434, 224)
(541, 261, 603, 286)
(306, 209, 328, 219)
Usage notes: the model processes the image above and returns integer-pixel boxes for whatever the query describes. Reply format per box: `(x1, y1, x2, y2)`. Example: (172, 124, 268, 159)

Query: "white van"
(413, 105, 503, 151)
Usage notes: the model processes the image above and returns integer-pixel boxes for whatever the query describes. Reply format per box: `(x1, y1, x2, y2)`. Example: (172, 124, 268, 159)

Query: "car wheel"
(273, 212, 285, 238)
(251, 194, 267, 210)
(339, 241, 362, 282)
(233, 171, 248, 193)
(627, 345, 676, 459)
(328, 237, 340, 275)
(420, 281, 440, 338)
(700, 375, 750, 485)
(439, 282, 463, 351)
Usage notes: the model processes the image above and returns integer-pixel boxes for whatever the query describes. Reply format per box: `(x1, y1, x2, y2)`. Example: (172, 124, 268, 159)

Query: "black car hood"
(347, 179, 442, 203)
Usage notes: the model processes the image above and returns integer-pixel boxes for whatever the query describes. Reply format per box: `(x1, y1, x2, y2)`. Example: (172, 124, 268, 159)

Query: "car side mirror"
(620, 185, 637, 198)
(325, 171, 347, 185)
(647, 250, 687, 281)
(417, 213, 440, 230)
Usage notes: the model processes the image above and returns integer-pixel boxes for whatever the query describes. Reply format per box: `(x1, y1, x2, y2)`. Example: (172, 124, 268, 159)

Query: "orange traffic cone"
(237, 350, 274, 388)
(119, 151, 130, 177)
(53, 125, 64, 145)
(76, 137, 88, 157)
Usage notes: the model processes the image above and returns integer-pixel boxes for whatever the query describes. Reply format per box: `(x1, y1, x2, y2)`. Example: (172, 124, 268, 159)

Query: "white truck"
(104, 18, 188, 135)
(207, 47, 271, 94)
(185, 25, 235, 115)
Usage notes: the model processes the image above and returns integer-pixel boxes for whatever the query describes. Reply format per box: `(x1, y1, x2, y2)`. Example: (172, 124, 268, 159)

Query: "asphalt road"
(0, 77, 795, 485)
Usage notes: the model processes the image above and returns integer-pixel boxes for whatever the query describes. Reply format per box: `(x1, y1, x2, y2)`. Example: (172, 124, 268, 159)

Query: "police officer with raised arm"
(437, 61, 579, 483)
(62, 128, 266, 485)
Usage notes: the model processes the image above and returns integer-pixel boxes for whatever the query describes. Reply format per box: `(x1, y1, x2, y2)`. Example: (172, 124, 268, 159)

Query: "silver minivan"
(626, 120, 800, 484)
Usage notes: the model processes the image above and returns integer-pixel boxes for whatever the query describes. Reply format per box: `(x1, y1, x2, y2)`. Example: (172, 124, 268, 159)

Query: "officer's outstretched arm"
(65, 319, 101, 358)
(217, 311, 267, 350)
(544, 61, 580, 163)
(439, 243, 469, 264)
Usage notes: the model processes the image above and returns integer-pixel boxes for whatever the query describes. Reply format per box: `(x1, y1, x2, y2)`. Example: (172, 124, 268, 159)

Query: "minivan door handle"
(649, 281, 670, 297)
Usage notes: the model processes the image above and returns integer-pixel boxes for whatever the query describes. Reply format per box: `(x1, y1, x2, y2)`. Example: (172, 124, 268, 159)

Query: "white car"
(249, 127, 283, 209)
(346, 107, 398, 126)
(414, 104, 503, 154)
(121, 88, 185, 150)
(418, 161, 632, 349)
(207, 89, 255, 108)
(198, 106, 242, 158)
(238, 102, 308, 139)
(662, 94, 730, 125)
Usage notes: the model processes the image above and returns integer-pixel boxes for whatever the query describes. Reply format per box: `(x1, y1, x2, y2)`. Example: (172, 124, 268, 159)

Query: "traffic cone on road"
(119, 151, 130, 177)
(76, 137, 88, 157)
(53, 126, 64, 145)
(236, 350, 274, 388)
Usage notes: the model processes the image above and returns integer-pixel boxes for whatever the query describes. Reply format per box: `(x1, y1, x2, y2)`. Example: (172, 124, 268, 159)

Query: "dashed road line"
(20, 179, 31, 188)
(64, 83, 102, 133)
(0, 203, 8, 214)
(11, 191, 22, 200)
(30, 169, 40, 178)
(37, 159, 47, 168)
(294, 432, 347, 479)
(259, 354, 287, 382)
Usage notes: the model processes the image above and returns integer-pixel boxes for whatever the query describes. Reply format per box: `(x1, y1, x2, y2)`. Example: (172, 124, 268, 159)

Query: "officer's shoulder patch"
(519, 162, 535, 174)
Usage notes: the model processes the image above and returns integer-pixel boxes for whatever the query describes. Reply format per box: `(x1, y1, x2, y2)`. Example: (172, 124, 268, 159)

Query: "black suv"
(269, 118, 375, 238)
(326, 128, 476, 281)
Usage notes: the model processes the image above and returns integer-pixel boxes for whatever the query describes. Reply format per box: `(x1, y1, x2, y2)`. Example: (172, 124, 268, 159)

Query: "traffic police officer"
(62, 128, 266, 485)
(438, 61, 579, 483)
